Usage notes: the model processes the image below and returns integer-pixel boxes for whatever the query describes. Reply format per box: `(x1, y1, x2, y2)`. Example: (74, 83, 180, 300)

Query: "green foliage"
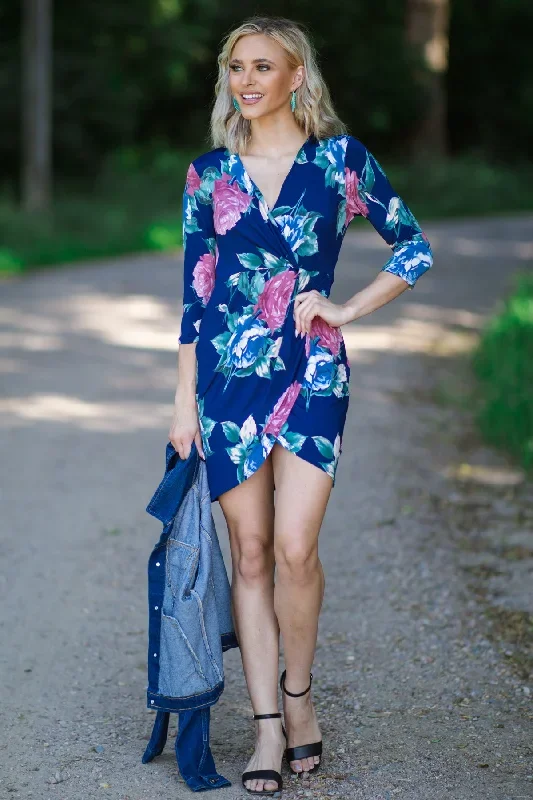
(0, 146, 193, 272)
(448, 0, 533, 161)
(0, 0, 425, 182)
(3, 0, 533, 182)
(473, 277, 533, 470)
(385, 155, 533, 219)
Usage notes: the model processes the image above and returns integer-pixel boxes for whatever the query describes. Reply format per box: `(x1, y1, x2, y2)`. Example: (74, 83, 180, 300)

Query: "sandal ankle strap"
(253, 712, 282, 720)
(280, 669, 313, 697)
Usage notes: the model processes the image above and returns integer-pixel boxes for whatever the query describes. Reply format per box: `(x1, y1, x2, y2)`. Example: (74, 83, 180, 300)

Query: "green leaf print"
(282, 430, 307, 451)
(183, 217, 201, 236)
(312, 435, 335, 461)
(297, 268, 320, 292)
(319, 460, 336, 480)
(227, 272, 241, 286)
(265, 338, 282, 358)
(221, 421, 241, 444)
(197, 397, 217, 458)
(227, 311, 244, 333)
(254, 354, 271, 378)
(196, 188, 211, 205)
(227, 442, 247, 465)
(336, 199, 347, 236)
(249, 271, 265, 303)
(201, 417, 216, 439)
(233, 361, 259, 378)
(237, 271, 250, 298)
(271, 205, 292, 217)
(295, 215, 321, 257)
(312, 142, 340, 188)
(211, 331, 231, 354)
(257, 249, 289, 272)
(238, 252, 263, 270)
(362, 151, 375, 195)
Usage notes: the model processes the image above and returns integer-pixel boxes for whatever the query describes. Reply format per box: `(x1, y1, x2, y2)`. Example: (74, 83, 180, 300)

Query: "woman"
(170, 15, 433, 797)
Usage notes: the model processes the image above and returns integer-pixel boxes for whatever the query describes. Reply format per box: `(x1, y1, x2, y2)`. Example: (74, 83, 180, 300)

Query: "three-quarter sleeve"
(178, 162, 217, 344)
(342, 135, 433, 288)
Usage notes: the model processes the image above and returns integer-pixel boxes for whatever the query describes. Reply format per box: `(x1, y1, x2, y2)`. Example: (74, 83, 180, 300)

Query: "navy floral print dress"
(178, 133, 433, 502)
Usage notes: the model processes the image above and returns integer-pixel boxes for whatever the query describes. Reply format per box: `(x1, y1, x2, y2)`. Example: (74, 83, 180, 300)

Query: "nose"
(239, 68, 256, 87)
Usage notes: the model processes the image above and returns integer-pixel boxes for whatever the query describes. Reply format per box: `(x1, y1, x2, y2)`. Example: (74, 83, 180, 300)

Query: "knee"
(233, 533, 274, 583)
(275, 540, 318, 583)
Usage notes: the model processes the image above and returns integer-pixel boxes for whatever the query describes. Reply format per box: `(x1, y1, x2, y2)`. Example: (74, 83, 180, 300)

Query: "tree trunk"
(406, 0, 449, 158)
(22, 0, 53, 211)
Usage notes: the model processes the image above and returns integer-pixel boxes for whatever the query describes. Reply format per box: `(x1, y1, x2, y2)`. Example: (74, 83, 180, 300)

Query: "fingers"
(293, 290, 321, 336)
(194, 429, 206, 460)
(168, 434, 204, 461)
(169, 436, 190, 461)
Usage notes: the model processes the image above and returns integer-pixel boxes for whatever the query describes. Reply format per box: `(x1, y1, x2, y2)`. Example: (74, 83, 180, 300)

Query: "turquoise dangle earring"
(233, 96, 241, 112)
(290, 90, 297, 113)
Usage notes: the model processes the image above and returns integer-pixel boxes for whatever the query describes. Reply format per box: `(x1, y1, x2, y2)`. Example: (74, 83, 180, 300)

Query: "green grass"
(0, 147, 196, 275)
(2, 150, 533, 276)
(473, 276, 533, 470)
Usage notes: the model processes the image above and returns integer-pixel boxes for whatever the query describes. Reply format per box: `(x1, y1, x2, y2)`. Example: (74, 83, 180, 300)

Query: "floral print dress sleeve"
(178, 163, 218, 344)
(342, 135, 433, 287)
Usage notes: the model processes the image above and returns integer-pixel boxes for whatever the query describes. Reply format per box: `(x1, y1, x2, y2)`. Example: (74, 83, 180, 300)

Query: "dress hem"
(211, 432, 336, 504)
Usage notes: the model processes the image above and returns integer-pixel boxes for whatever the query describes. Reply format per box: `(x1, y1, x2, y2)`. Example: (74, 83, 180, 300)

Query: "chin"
(242, 106, 271, 121)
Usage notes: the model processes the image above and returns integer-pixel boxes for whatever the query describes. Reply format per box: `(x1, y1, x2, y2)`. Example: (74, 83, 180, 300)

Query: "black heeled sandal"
(241, 712, 285, 797)
(280, 669, 322, 777)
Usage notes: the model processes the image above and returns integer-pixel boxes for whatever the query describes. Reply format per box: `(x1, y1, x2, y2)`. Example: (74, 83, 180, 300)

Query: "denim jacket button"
(156, 562, 160, 567)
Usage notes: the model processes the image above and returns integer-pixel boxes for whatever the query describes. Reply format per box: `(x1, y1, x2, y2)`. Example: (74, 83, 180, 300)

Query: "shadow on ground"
(1, 214, 532, 799)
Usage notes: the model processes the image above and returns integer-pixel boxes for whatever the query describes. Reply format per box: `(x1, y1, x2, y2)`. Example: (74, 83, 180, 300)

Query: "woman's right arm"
(170, 342, 204, 460)
(169, 161, 216, 460)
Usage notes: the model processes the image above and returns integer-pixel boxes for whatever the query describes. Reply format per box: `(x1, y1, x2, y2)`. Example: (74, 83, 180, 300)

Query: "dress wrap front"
(178, 134, 433, 501)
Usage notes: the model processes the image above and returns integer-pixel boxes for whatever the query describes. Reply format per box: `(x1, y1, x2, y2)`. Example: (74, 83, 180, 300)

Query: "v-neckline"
(235, 135, 311, 216)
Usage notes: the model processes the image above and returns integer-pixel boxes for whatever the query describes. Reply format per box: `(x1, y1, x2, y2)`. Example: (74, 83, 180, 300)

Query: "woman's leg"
(271, 443, 333, 776)
(218, 453, 284, 794)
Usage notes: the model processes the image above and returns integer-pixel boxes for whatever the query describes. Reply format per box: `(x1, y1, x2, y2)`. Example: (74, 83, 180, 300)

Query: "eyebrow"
(229, 57, 276, 65)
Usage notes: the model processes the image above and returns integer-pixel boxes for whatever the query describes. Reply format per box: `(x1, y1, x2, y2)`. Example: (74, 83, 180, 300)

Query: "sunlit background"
(1, 0, 532, 472)
(1, 4, 532, 797)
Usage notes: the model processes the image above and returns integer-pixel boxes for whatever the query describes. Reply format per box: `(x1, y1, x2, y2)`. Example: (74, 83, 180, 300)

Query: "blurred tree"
(405, 0, 449, 157)
(3, 0, 531, 189)
(448, 0, 533, 161)
(21, 0, 52, 210)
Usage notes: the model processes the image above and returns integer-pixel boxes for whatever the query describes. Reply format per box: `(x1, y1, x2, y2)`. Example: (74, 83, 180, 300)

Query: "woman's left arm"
(293, 135, 433, 335)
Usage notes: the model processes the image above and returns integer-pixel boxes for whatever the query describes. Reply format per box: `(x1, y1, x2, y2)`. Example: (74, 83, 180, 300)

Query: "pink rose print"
(186, 163, 201, 196)
(305, 316, 343, 357)
(213, 173, 252, 235)
(344, 167, 369, 225)
(254, 270, 296, 331)
(192, 248, 216, 305)
(263, 381, 302, 437)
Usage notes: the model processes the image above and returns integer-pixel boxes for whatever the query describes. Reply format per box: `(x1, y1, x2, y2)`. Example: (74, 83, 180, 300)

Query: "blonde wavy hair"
(210, 15, 347, 155)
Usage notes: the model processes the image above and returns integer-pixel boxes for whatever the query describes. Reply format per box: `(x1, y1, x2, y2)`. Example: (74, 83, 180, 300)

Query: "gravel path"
(1, 214, 532, 799)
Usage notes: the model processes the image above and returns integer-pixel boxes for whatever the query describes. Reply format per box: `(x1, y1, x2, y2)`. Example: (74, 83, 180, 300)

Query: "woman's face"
(229, 33, 303, 120)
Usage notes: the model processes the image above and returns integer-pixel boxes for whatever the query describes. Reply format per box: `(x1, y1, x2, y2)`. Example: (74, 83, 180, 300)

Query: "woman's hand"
(169, 401, 205, 461)
(293, 290, 350, 336)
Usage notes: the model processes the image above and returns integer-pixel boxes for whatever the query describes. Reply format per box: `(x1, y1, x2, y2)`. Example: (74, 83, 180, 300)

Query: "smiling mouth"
(241, 93, 264, 102)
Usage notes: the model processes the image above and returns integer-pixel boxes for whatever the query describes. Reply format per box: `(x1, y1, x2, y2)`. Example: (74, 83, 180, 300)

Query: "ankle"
(255, 719, 283, 735)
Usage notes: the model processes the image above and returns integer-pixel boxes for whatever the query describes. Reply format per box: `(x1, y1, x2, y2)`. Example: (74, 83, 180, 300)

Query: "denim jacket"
(141, 440, 239, 791)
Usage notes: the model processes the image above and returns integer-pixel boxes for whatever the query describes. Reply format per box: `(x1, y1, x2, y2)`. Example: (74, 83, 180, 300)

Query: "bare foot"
(243, 718, 285, 794)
